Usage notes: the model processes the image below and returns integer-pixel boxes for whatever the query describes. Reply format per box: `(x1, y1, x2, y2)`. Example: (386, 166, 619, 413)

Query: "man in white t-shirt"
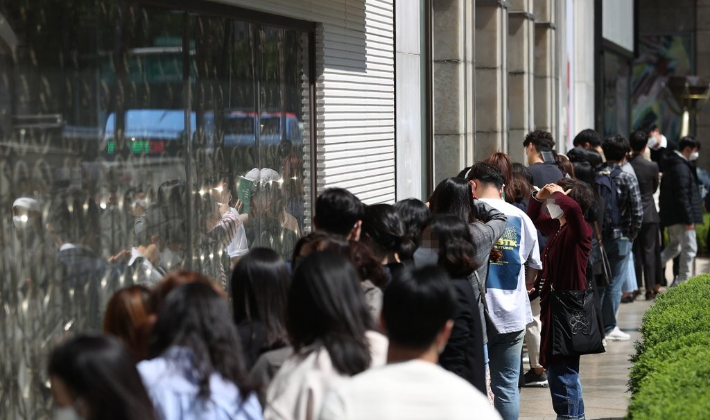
(319, 266, 501, 420)
(467, 162, 541, 420)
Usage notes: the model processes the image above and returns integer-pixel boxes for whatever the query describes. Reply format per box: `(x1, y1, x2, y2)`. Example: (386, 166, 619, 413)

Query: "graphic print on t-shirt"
(487, 215, 522, 290)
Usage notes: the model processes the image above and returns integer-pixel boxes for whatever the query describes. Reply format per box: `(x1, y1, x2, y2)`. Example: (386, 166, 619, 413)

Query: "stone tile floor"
(519, 257, 710, 420)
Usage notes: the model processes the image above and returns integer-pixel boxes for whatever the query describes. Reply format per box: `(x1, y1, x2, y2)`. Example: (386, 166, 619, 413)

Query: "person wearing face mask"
(48, 334, 157, 420)
(658, 136, 704, 286)
(527, 179, 594, 420)
(642, 123, 678, 173)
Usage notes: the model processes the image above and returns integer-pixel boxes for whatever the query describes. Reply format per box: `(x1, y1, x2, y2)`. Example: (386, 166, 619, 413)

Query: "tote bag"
(550, 283, 606, 356)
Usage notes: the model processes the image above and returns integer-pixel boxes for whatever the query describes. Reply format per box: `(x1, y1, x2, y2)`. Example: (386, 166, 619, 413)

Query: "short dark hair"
(556, 178, 595, 215)
(315, 188, 365, 236)
(512, 162, 533, 185)
(382, 266, 456, 350)
(466, 162, 505, 190)
(601, 135, 630, 162)
(639, 122, 658, 134)
(629, 130, 649, 152)
(567, 147, 603, 169)
(523, 130, 556, 153)
(573, 129, 601, 148)
(679, 136, 701, 152)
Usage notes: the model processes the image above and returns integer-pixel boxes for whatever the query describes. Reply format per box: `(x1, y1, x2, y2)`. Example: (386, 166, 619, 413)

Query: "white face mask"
(546, 201, 564, 219)
(54, 407, 83, 420)
(413, 247, 439, 268)
(160, 247, 184, 271)
(690, 151, 700, 161)
(647, 135, 659, 149)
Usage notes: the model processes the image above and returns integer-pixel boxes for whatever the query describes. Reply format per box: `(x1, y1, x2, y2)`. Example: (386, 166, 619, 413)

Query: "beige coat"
(263, 331, 388, 420)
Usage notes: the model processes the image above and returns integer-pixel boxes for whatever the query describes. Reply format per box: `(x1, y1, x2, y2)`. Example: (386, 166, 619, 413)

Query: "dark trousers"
(633, 223, 661, 291)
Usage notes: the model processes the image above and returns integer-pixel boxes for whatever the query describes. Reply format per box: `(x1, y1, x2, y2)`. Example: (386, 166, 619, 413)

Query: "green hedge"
(628, 274, 710, 419)
(627, 350, 710, 420)
(633, 274, 710, 355)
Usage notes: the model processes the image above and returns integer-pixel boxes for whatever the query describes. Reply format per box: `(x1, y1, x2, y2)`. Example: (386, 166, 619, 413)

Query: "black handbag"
(592, 221, 612, 288)
(550, 281, 606, 356)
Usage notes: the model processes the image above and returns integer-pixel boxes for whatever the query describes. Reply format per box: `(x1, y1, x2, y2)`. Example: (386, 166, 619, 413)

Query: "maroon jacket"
(527, 192, 592, 367)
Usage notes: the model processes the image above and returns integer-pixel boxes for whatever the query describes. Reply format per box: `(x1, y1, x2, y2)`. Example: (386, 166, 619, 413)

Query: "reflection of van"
(223, 111, 302, 147)
(104, 110, 212, 157)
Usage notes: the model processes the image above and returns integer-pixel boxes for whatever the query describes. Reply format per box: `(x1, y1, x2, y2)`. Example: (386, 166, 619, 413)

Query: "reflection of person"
(527, 180, 593, 420)
(126, 208, 171, 286)
(196, 190, 242, 288)
(247, 184, 299, 261)
(48, 335, 157, 420)
(10, 197, 49, 289)
(46, 188, 121, 331)
(319, 266, 500, 420)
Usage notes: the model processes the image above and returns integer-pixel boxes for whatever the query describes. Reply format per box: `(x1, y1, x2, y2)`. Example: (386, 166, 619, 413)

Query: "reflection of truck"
(103, 109, 302, 156)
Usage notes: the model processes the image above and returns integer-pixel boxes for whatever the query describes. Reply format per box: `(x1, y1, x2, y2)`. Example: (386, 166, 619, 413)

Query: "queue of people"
(43, 126, 705, 420)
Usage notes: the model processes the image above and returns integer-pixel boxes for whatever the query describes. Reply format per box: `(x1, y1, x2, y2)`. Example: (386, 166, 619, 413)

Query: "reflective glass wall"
(0, 1, 313, 417)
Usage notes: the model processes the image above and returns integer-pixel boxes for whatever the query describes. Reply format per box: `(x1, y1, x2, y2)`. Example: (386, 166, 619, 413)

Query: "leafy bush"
(627, 349, 710, 419)
(634, 275, 710, 356)
(628, 274, 710, 419)
(628, 331, 710, 395)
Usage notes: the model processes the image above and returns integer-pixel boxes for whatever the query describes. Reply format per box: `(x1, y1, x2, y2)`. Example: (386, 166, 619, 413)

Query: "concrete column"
(475, 0, 509, 159)
(432, 0, 475, 183)
(395, 0, 423, 200)
(570, 0, 595, 146)
(534, 0, 558, 139)
(696, 0, 710, 170)
(508, 0, 534, 162)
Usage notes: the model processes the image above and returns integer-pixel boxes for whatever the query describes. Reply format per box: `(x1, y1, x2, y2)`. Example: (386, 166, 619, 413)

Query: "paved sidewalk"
(519, 256, 710, 420)
(518, 297, 649, 420)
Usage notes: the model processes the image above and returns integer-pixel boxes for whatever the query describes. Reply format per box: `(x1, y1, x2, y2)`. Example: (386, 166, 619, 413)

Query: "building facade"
(0, 0, 647, 418)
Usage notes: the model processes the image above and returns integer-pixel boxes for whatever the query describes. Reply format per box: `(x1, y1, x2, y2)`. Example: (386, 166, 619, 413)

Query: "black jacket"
(439, 276, 486, 395)
(628, 154, 660, 224)
(659, 152, 703, 226)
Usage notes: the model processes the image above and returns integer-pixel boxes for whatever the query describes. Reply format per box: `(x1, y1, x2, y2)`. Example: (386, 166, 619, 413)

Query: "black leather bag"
(550, 284, 606, 356)
(592, 221, 612, 287)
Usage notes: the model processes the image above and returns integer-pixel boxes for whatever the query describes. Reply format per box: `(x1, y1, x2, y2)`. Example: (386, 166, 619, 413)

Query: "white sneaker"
(605, 327, 630, 341)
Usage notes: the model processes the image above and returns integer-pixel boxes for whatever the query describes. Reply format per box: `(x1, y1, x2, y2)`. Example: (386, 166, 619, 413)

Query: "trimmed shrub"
(627, 349, 710, 420)
(628, 331, 710, 395)
(634, 275, 710, 356)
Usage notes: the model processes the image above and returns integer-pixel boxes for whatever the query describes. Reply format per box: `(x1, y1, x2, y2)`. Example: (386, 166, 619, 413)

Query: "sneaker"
(522, 370, 549, 387)
(605, 326, 630, 341)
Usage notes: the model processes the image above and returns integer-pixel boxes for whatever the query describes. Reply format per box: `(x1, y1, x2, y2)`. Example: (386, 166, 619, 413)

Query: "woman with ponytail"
(417, 214, 487, 394)
(361, 204, 416, 281)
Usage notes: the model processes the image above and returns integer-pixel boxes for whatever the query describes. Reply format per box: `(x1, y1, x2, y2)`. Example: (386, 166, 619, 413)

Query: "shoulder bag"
(550, 278, 606, 356)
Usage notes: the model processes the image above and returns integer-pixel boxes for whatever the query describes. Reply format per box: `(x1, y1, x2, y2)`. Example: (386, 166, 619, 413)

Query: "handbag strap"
(593, 221, 604, 248)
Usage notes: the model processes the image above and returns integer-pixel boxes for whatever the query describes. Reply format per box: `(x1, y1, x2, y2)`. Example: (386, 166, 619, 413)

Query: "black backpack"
(595, 167, 623, 238)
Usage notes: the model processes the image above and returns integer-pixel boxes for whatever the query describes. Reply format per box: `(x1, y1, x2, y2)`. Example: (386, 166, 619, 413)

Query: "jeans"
(598, 237, 631, 333)
(548, 356, 585, 420)
(488, 329, 525, 420)
(525, 297, 543, 369)
(622, 252, 637, 293)
(661, 224, 697, 283)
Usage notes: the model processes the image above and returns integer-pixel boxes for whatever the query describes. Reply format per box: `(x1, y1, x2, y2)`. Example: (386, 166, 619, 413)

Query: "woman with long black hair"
(417, 214, 487, 395)
(48, 334, 157, 420)
(361, 204, 417, 279)
(264, 252, 387, 420)
(231, 248, 291, 371)
(139, 280, 262, 420)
